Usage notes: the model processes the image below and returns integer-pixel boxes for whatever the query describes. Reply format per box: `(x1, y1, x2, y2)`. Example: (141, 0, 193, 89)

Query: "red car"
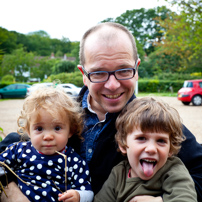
(177, 79, 202, 106)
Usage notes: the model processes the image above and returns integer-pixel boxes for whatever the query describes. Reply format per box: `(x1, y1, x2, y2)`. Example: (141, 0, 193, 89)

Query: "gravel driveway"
(0, 97, 202, 143)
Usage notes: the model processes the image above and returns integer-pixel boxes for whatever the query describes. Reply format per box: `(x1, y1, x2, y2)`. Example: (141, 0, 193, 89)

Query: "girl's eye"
(55, 126, 61, 131)
(36, 126, 43, 131)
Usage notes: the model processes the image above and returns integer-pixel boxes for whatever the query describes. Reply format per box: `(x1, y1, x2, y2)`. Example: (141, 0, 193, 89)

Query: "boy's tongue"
(142, 161, 154, 177)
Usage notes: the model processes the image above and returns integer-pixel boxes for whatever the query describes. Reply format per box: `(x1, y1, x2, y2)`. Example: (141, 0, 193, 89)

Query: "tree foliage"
(157, 0, 202, 72)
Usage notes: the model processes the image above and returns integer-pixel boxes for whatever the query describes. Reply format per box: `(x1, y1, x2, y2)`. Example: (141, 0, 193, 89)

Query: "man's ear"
(77, 65, 87, 86)
(137, 58, 141, 67)
(77, 65, 84, 75)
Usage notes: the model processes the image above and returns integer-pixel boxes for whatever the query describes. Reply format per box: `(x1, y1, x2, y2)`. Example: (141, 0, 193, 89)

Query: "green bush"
(1, 75, 15, 82)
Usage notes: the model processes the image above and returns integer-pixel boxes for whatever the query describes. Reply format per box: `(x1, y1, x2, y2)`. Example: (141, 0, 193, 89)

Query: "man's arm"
(1, 182, 29, 202)
(178, 125, 202, 201)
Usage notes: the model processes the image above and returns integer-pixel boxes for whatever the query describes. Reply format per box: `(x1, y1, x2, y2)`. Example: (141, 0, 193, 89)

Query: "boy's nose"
(145, 142, 157, 154)
(43, 133, 54, 140)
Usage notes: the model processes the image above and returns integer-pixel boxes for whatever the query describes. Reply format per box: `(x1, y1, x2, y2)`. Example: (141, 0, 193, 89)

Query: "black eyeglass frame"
(82, 60, 139, 83)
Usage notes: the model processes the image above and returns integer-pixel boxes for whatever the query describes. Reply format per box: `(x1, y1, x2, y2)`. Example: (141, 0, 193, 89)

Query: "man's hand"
(129, 195, 163, 202)
(1, 182, 30, 202)
(58, 189, 80, 202)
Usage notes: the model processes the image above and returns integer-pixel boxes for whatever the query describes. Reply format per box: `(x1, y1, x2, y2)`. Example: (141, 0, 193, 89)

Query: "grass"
(136, 92, 178, 97)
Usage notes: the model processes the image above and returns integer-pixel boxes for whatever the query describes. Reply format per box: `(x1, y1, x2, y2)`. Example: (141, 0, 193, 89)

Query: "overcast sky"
(1, 0, 172, 41)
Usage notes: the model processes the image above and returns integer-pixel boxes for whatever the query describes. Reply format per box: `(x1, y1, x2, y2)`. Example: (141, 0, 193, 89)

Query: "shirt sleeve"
(76, 190, 94, 202)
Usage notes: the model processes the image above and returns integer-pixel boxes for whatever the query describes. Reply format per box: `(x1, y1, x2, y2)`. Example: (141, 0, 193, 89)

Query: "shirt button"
(88, 149, 92, 153)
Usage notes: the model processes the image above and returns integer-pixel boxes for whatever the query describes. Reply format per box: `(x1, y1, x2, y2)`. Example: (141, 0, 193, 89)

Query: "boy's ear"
(118, 144, 127, 154)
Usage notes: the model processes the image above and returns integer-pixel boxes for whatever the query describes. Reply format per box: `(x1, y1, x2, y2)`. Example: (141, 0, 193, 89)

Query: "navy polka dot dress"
(0, 141, 92, 202)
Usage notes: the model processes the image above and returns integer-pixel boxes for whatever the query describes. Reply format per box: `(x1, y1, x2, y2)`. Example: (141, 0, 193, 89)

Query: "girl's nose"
(43, 133, 54, 140)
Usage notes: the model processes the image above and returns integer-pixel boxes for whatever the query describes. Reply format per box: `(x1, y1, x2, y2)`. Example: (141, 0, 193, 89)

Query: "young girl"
(0, 87, 93, 202)
(94, 97, 197, 202)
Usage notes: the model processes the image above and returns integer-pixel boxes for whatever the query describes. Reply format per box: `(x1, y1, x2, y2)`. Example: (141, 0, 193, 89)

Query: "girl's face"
(119, 128, 171, 180)
(29, 109, 72, 155)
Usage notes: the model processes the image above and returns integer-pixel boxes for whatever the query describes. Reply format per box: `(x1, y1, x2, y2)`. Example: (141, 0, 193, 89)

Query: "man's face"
(82, 29, 138, 118)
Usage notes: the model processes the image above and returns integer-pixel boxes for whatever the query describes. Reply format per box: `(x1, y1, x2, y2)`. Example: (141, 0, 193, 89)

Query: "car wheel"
(182, 101, 190, 105)
(0, 94, 3, 99)
(192, 95, 202, 106)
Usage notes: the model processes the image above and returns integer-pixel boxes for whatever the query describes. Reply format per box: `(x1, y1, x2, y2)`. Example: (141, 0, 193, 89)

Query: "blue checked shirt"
(80, 90, 115, 163)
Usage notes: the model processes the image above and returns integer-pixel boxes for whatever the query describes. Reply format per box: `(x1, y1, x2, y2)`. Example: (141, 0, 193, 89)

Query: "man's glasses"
(82, 60, 138, 83)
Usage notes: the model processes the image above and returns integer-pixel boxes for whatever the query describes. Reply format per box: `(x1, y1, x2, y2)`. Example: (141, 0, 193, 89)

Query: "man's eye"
(55, 126, 61, 131)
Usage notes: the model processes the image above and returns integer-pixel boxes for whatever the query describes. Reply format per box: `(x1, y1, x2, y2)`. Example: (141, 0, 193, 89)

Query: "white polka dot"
(12, 154, 15, 159)
(17, 159, 21, 163)
(30, 166, 35, 170)
(51, 197, 55, 201)
(3, 153, 8, 157)
(55, 168, 59, 172)
(31, 180, 36, 184)
(29, 172, 34, 175)
(35, 195, 40, 200)
(69, 167, 73, 172)
(22, 142, 27, 146)
(79, 168, 83, 173)
(18, 148, 22, 153)
(42, 183, 47, 188)
(57, 165, 61, 169)
(46, 181, 51, 185)
(79, 178, 84, 184)
(37, 164, 42, 169)
(68, 157, 71, 162)
(21, 169, 25, 173)
(48, 160, 53, 166)
(30, 155, 37, 161)
(26, 149, 31, 153)
(73, 164, 78, 169)
(85, 170, 89, 175)
(80, 185, 85, 190)
(5, 159, 11, 164)
(56, 175, 61, 179)
(58, 158, 63, 163)
(36, 176, 41, 180)
(46, 170, 51, 175)
(23, 163, 27, 167)
(22, 154, 26, 158)
(74, 157, 79, 162)
(42, 191, 47, 196)
(52, 187, 57, 192)
(74, 175, 78, 180)
(26, 190, 31, 195)
(82, 160, 86, 166)
(34, 186, 39, 190)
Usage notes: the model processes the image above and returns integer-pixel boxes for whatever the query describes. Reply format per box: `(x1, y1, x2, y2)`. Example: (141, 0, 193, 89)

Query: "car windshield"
(183, 81, 193, 88)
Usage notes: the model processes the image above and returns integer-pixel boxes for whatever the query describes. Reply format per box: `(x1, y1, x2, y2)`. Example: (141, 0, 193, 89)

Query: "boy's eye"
(157, 139, 166, 144)
(136, 136, 146, 141)
(55, 126, 61, 131)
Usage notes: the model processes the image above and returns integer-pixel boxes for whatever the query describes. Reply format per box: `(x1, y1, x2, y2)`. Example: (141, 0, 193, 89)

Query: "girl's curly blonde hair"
(18, 86, 83, 139)
(115, 97, 185, 155)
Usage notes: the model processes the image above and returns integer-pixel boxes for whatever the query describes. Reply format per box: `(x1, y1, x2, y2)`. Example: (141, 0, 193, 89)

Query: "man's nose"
(104, 74, 121, 90)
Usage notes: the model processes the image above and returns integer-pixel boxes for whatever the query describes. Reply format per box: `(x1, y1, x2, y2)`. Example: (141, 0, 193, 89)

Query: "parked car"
(57, 83, 82, 96)
(0, 84, 31, 99)
(177, 79, 202, 106)
(26, 83, 53, 96)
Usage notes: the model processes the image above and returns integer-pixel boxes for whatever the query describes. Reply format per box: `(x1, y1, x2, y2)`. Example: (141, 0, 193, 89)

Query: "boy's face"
(29, 109, 72, 155)
(119, 128, 171, 180)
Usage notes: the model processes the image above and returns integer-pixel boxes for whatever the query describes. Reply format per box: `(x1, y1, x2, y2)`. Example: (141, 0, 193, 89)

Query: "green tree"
(158, 0, 202, 72)
(52, 60, 75, 74)
(1, 48, 36, 81)
(102, 6, 172, 55)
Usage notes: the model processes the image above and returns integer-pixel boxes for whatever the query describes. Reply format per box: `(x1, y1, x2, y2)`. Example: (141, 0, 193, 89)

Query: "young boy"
(0, 87, 93, 202)
(94, 97, 197, 202)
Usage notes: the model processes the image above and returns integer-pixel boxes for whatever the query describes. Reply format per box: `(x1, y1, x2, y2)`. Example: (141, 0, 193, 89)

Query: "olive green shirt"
(94, 157, 197, 202)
